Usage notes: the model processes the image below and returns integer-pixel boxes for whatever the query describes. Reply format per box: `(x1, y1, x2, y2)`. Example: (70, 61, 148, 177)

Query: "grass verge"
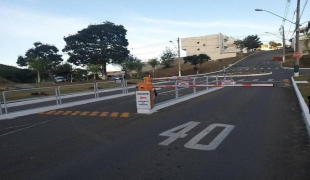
(294, 74, 310, 106)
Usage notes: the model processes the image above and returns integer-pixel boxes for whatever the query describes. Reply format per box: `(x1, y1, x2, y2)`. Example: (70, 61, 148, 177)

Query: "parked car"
(107, 75, 122, 80)
(54, 76, 66, 82)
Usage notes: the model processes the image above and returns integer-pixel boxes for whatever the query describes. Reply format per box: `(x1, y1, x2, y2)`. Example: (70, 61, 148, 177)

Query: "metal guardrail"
(58, 83, 97, 104)
(1, 81, 130, 114)
(2, 87, 58, 114)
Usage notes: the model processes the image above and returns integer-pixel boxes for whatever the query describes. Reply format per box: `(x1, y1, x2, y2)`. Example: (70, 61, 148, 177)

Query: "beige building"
(181, 33, 240, 60)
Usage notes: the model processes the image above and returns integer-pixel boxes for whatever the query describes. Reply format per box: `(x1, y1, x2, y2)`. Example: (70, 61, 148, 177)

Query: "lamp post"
(255, 3, 300, 76)
(170, 38, 181, 77)
(265, 29, 286, 62)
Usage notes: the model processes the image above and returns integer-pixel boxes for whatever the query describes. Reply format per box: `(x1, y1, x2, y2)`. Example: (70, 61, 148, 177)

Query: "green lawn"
(294, 74, 310, 106)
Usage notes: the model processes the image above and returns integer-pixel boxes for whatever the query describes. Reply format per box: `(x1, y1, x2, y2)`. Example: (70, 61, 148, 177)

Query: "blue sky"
(1, 0, 309, 71)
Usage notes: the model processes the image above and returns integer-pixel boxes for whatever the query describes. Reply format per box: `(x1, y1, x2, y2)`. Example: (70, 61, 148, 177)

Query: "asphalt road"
(1, 50, 310, 180)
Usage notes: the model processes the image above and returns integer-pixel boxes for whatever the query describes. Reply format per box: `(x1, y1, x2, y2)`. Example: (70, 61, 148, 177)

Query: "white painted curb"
(0, 92, 135, 120)
(281, 62, 310, 70)
(291, 77, 310, 136)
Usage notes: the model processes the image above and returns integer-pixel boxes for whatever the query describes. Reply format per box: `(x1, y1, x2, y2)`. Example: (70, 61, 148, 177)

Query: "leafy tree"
(243, 35, 262, 50)
(52, 62, 73, 82)
(63, 21, 130, 79)
(269, 41, 282, 49)
(72, 68, 88, 81)
(148, 58, 159, 78)
(0, 64, 36, 83)
(86, 64, 101, 80)
(118, 54, 142, 77)
(17, 42, 63, 85)
(160, 47, 177, 68)
(183, 54, 210, 74)
(233, 40, 245, 53)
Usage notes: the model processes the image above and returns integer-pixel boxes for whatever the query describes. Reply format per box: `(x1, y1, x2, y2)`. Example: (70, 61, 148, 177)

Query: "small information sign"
(136, 91, 151, 109)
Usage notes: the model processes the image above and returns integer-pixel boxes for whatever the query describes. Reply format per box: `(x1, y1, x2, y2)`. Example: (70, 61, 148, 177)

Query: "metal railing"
(58, 83, 97, 104)
(2, 87, 58, 114)
(1, 81, 129, 114)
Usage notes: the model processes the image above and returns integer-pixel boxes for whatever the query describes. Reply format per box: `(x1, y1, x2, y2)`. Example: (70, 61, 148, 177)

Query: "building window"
(197, 42, 199, 44)
(203, 44, 205, 46)
(197, 48, 200, 51)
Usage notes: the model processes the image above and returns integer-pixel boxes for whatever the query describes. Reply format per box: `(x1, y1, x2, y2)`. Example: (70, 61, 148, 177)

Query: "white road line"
(268, 67, 271, 69)
(0, 116, 68, 138)
(0, 121, 50, 137)
(276, 68, 279, 69)
(253, 68, 256, 70)
(252, 79, 259, 81)
(237, 79, 245, 82)
(0, 122, 43, 131)
(267, 79, 274, 81)
(260, 68, 263, 69)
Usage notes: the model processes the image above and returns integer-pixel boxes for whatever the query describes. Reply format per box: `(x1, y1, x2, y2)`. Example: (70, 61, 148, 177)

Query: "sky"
(1, 0, 309, 71)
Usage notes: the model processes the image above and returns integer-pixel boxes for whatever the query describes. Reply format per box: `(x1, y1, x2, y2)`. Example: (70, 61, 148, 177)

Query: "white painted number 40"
(159, 121, 235, 151)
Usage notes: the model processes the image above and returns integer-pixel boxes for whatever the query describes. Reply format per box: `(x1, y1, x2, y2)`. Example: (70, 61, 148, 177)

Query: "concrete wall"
(181, 33, 237, 60)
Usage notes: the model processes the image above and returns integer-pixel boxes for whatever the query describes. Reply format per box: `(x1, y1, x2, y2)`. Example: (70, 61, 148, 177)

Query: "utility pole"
(281, 26, 286, 62)
(294, 0, 300, 77)
(177, 37, 181, 77)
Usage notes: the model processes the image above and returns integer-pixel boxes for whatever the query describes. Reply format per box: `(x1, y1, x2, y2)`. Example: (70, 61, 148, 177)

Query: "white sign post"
(136, 91, 151, 113)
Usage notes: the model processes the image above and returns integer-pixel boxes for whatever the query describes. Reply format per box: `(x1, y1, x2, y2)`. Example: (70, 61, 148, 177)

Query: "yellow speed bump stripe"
(71, 111, 81, 116)
(120, 112, 130, 118)
(89, 111, 100, 116)
(99, 112, 109, 117)
(80, 111, 90, 116)
(62, 111, 72, 115)
(45, 110, 56, 115)
(54, 111, 64, 115)
(110, 112, 119, 117)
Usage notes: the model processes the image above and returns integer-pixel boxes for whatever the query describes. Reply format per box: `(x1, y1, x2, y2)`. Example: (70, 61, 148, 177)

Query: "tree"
(148, 58, 159, 78)
(118, 54, 141, 77)
(63, 21, 130, 79)
(52, 62, 73, 82)
(233, 40, 245, 53)
(17, 42, 63, 85)
(72, 68, 88, 81)
(243, 35, 262, 50)
(86, 64, 101, 80)
(183, 54, 210, 74)
(160, 47, 177, 68)
(269, 41, 282, 49)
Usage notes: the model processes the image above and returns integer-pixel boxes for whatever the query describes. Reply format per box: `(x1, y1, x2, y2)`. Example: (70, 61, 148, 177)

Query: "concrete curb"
(0, 92, 135, 120)
(280, 62, 310, 70)
(291, 77, 310, 136)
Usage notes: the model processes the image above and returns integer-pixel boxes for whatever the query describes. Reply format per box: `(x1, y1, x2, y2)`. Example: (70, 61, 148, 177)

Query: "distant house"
(290, 21, 310, 54)
(181, 33, 244, 60)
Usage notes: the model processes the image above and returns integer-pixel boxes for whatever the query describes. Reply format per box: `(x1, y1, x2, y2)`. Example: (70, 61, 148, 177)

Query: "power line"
(286, 10, 296, 39)
(300, 0, 309, 19)
(282, 0, 291, 27)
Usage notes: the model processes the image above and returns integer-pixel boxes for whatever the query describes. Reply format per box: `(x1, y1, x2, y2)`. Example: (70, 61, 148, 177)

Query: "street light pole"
(281, 26, 286, 62)
(294, 0, 301, 77)
(170, 38, 181, 77)
(177, 37, 181, 77)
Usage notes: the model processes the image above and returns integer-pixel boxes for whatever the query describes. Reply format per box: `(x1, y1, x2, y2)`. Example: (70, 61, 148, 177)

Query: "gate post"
(136, 77, 154, 113)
